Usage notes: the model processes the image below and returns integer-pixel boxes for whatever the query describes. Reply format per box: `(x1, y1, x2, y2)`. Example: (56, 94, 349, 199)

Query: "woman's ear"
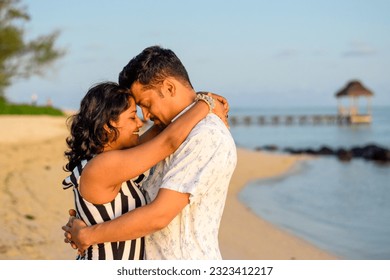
(103, 122, 118, 146)
(103, 122, 117, 136)
(103, 123, 111, 134)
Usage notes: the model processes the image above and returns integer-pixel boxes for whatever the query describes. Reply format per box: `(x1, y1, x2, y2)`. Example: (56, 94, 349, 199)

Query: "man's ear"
(162, 78, 176, 97)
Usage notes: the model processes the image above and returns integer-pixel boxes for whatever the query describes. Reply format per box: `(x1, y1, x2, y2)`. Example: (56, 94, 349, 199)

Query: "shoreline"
(219, 148, 337, 260)
(0, 115, 336, 260)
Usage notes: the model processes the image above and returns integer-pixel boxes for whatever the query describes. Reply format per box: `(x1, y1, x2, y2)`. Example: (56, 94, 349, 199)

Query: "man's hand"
(63, 209, 77, 249)
(62, 209, 89, 254)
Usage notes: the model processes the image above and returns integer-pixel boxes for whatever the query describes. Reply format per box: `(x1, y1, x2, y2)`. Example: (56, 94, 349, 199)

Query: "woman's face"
(108, 97, 144, 150)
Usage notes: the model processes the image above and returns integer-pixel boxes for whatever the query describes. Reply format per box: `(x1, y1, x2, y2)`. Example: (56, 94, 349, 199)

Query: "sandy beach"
(0, 115, 336, 260)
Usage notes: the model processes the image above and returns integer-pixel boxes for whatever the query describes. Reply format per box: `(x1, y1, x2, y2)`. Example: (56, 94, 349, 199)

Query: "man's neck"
(171, 101, 197, 123)
(169, 90, 197, 122)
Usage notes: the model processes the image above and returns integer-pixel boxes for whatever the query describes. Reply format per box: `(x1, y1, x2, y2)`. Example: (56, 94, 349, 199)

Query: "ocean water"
(230, 106, 390, 150)
(229, 106, 390, 260)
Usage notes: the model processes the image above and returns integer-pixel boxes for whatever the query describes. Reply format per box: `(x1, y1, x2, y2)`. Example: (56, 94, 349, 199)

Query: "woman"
(62, 81, 225, 260)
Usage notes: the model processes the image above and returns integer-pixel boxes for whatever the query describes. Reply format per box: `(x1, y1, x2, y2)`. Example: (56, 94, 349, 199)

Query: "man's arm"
(63, 189, 189, 252)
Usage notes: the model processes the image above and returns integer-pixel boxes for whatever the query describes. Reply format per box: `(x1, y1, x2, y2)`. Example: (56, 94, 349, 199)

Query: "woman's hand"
(197, 92, 230, 128)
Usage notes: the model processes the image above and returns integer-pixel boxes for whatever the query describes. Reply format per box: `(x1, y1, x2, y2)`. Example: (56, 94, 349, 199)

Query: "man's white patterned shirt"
(142, 110, 237, 260)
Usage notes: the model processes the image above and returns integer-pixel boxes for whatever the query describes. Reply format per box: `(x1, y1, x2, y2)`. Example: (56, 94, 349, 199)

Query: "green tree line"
(0, 0, 65, 114)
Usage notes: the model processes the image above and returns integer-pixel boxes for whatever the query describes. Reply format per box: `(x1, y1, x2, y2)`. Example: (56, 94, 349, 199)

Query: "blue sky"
(6, 0, 390, 110)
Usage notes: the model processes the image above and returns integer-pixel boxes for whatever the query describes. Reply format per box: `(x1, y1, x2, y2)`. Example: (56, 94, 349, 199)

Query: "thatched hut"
(335, 80, 373, 124)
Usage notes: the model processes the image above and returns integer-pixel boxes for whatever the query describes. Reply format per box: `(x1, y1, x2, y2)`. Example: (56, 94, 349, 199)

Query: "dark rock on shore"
(317, 146, 335, 155)
(255, 145, 279, 151)
(336, 148, 353, 162)
(281, 144, 390, 163)
(360, 144, 390, 162)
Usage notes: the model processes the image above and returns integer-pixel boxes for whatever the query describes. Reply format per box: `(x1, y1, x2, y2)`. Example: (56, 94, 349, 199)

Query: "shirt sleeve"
(160, 124, 222, 200)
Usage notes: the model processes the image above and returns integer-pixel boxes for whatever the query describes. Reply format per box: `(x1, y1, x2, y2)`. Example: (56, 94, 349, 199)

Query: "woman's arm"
(138, 124, 163, 144)
(82, 99, 212, 193)
(137, 92, 229, 146)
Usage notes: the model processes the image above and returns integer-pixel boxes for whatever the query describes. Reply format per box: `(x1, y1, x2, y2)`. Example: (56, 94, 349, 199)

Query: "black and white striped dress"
(62, 159, 147, 260)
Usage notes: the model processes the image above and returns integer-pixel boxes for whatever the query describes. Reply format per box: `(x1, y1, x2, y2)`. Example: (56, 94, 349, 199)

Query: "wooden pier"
(228, 81, 374, 127)
(228, 114, 370, 126)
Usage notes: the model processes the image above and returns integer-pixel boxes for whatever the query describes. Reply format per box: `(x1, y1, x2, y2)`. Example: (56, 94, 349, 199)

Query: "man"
(63, 46, 237, 259)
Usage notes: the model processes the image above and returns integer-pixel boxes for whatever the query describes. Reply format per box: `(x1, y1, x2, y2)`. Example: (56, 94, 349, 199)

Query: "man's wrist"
(79, 224, 94, 248)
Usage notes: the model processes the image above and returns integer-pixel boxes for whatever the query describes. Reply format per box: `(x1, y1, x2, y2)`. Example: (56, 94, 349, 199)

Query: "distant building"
(335, 80, 373, 124)
(31, 93, 38, 106)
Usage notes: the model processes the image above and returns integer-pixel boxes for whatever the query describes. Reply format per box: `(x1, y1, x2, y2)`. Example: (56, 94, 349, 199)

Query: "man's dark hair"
(118, 45, 193, 90)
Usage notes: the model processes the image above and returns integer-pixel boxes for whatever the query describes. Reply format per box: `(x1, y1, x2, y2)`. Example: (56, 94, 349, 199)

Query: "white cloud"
(342, 41, 377, 57)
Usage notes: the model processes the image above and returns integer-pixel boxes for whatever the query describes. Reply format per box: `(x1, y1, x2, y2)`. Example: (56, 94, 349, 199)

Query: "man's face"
(130, 81, 172, 127)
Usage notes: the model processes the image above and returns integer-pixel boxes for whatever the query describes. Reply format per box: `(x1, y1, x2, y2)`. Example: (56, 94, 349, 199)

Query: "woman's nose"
(136, 116, 144, 128)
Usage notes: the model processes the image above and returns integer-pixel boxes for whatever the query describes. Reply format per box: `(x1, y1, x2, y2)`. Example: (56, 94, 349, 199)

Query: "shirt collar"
(171, 102, 196, 123)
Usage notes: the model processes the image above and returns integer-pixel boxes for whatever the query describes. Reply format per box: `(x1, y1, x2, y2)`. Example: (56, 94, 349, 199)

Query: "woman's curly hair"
(64, 82, 132, 172)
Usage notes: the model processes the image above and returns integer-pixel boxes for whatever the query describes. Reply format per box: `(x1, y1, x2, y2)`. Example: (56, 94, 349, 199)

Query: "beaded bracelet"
(195, 93, 215, 113)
